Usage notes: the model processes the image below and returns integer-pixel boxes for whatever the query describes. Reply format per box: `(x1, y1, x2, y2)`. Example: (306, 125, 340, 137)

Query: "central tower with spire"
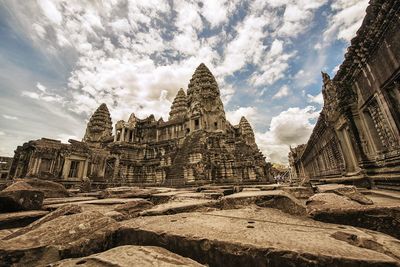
(186, 63, 226, 133)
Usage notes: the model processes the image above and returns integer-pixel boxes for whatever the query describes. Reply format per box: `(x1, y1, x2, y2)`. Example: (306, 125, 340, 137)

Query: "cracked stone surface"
(118, 207, 400, 266)
(49, 245, 204, 267)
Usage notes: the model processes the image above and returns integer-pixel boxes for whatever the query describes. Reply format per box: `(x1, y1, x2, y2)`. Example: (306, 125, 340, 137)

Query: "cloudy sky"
(0, 0, 368, 164)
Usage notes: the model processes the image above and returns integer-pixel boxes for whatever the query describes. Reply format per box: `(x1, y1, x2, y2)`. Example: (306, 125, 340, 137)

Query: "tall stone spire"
(186, 63, 226, 132)
(187, 63, 220, 102)
(83, 103, 113, 144)
(169, 88, 188, 120)
(239, 116, 256, 146)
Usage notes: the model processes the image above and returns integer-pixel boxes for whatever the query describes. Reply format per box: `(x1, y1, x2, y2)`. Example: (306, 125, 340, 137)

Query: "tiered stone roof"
(83, 103, 112, 142)
(239, 117, 254, 136)
(169, 88, 188, 120)
(239, 116, 256, 145)
(187, 63, 220, 100)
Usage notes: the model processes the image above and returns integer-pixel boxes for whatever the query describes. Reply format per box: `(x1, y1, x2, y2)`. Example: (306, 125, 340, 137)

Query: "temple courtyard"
(0, 181, 400, 266)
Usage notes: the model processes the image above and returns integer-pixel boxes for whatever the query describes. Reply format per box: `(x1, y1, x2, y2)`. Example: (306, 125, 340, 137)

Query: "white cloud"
(255, 106, 319, 164)
(37, 0, 62, 25)
(0, 131, 5, 136)
(109, 19, 131, 34)
(3, 115, 18, 120)
(323, 0, 368, 43)
(272, 85, 290, 99)
(37, 82, 46, 92)
(22, 83, 63, 103)
(307, 92, 324, 105)
(226, 106, 258, 126)
(218, 14, 270, 74)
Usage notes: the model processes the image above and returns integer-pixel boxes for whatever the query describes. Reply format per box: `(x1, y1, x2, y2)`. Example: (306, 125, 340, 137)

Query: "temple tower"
(239, 116, 256, 147)
(169, 88, 188, 120)
(83, 103, 113, 145)
(187, 63, 226, 133)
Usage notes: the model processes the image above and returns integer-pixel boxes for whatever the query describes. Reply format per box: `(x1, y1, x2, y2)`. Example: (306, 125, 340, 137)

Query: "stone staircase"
(165, 131, 203, 185)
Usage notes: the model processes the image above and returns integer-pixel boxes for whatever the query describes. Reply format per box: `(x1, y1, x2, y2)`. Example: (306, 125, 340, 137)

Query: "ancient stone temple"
(9, 64, 272, 186)
(289, 0, 400, 188)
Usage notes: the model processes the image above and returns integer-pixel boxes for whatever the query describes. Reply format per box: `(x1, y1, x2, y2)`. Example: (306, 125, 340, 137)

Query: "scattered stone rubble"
(1, 178, 400, 266)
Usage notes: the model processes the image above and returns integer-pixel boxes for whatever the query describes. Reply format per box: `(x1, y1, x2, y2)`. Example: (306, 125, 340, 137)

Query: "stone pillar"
(121, 127, 125, 142)
(112, 157, 120, 181)
(82, 160, 89, 178)
(62, 159, 71, 179)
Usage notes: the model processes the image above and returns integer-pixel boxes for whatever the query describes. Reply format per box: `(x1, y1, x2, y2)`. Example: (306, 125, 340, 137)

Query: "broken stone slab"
(11, 179, 70, 198)
(2, 181, 33, 191)
(150, 190, 198, 204)
(241, 187, 261, 192)
(99, 187, 163, 199)
(118, 208, 400, 267)
(196, 185, 241, 195)
(49, 245, 204, 267)
(307, 193, 400, 239)
(0, 210, 49, 230)
(282, 186, 314, 199)
(43, 197, 98, 206)
(140, 199, 217, 216)
(221, 190, 306, 216)
(316, 184, 373, 205)
(2, 204, 82, 240)
(44, 198, 144, 210)
(306, 192, 363, 214)
(107, 199, 154, 220)
(114, 199, 153, 215)
(0, 211, 119, 266)
(0, 229, 18, 239)
(0, 189, 44, 212)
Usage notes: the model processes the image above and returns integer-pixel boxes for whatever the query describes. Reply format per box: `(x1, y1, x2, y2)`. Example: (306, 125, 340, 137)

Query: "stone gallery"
(289, 0, 400, 189)
(9, 64, 271, 186)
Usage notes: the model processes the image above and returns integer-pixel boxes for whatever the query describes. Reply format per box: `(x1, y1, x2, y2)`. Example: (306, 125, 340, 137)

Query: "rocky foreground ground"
(0, 179, 399, 266)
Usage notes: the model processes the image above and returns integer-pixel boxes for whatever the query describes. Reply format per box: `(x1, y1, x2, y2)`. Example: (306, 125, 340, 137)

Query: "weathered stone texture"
(0, 211, 119, 266)
(49, 245, 204, 267)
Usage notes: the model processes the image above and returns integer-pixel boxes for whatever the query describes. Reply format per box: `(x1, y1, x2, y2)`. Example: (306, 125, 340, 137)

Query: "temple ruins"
(9, 64, 272, 186)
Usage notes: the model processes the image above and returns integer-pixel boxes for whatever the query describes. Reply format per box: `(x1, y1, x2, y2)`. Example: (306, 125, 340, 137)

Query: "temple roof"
(169, 88, 188, 120)
(187, 63, 220, 98)
(239, 116, 255, 136)
(83, 103, 113, 142)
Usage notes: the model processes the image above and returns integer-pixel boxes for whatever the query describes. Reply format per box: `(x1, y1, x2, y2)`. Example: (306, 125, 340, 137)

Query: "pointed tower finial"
(169, 88, 188, 120)
(321, 71, 331, 84)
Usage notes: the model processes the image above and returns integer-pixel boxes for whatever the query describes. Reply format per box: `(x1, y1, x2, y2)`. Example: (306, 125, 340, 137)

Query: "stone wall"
(290, 0, 400, 187)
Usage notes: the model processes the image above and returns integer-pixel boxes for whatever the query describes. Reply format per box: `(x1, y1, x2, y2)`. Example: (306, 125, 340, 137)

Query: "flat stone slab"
(49, 245, 204, 267)
(0, 210, 49, 230)
(307, 193, 400, 239)
(222, 190, 306, 216)
(45, 198, 145, 209)
(118, 208, 400, 266)
(0, 211, 119, 265)
(43, 197, 98, 205)
(140, 199, 216, 216)
(367, 190, 400, 201)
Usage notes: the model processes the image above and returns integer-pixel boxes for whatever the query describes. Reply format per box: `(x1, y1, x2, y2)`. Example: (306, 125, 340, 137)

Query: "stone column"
(62, 159, 71, 179)
(82, 160, 89, 178)
(121, 127, 125, 142)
